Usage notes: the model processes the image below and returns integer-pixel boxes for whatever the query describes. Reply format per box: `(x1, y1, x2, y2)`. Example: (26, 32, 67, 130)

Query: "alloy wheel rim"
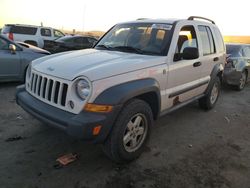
(239, 72, 247, 89)
(210, 83, 219, 104)
(123, 113, 148, 153)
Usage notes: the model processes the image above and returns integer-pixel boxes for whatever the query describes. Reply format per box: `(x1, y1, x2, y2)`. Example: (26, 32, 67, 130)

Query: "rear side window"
(213, 27, 225, 53)
(198, 26, 215, 55)
(41, 28, 52, 36)
(10, 26, 37, 35)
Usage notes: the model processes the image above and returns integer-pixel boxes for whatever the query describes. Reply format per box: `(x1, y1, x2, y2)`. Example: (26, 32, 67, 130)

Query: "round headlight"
(76, 79, 91, 100)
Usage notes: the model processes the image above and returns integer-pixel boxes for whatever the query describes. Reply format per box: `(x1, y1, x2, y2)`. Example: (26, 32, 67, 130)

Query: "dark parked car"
(224, 43, 250, 90)
(51, 35, 98, 53)
(0, 35, 50, 82)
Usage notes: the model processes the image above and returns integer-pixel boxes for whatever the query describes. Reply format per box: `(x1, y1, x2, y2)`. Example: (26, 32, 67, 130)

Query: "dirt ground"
(0, 83, 250, 188)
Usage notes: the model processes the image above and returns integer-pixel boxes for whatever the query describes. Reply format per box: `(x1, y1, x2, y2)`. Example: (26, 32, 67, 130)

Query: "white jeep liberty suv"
(16, 16, 226, 162)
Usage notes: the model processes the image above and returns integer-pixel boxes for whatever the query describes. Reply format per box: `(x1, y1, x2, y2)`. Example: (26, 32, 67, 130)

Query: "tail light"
(8, 33, 14, 40)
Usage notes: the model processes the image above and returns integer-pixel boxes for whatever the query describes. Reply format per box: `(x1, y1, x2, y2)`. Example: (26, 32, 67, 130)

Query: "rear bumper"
(223, 68, 241, 85)
(16, 85, 121, 143)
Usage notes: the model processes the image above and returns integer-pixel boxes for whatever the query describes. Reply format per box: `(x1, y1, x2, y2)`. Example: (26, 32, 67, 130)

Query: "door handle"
(213, 57, 219, 62)
(193, 62, 202, 67)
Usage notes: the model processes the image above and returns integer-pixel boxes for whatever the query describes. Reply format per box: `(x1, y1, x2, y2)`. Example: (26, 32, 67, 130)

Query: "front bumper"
(16, 85, 121, 143)
(223, 68, 241, 86)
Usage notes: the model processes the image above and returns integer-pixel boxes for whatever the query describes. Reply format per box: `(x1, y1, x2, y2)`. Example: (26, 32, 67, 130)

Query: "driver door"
(166, 25, 204, 108)
(0, 37, 21, 79)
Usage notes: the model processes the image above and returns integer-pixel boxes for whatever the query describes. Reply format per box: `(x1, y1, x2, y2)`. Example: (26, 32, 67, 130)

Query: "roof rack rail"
(187, 16, 215, 24)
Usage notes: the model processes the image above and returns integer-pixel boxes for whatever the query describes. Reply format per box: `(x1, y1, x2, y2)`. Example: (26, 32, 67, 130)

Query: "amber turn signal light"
(93, 125, 102, 136)
(84, 103, 113, 113)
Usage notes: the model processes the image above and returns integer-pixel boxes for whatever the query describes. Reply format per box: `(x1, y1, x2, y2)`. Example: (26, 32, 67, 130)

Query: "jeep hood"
(32, 49, 165, 81)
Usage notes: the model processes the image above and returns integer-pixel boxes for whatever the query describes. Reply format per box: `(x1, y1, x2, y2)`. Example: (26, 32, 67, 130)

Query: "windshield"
(95, 23, 172, 55)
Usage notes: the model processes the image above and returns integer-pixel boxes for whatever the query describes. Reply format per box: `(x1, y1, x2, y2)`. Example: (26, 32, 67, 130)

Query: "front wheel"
(102, 99, 153, 163)
(199, 76, 221, 110)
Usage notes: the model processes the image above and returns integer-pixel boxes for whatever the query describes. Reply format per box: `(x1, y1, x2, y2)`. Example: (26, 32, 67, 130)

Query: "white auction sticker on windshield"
(152, 24, 172, 30)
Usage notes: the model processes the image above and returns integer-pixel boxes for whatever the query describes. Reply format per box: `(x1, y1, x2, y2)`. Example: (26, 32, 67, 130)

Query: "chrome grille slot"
(27, 72, 68, 107)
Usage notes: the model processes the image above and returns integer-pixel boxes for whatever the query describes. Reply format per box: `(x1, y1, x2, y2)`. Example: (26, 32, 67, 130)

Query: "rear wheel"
(236, 71, 247, 91)
(199, 76, 221, 110)
(102, 99, 153, 163)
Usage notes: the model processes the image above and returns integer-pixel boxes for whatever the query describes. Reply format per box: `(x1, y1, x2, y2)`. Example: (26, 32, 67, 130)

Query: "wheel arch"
(93, 78, 161, 120)
(205, 63, 223, 95)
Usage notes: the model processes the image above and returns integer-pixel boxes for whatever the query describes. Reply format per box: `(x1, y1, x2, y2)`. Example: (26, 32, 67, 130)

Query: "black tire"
(102, 99, 153, 163)
(235, 70, 247, 91)
(199, 76, 221, 110)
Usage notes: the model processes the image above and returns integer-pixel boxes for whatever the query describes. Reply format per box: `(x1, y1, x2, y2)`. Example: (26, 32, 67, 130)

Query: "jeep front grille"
(27, 72, 68, 107)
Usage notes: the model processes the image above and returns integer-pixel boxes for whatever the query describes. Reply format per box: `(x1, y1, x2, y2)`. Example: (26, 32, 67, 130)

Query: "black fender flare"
(94, 78, 161, 109)
(205, 63, 224, 95)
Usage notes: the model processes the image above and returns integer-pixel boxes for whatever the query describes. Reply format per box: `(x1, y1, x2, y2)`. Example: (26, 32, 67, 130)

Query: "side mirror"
(182, 47, 199, 60)
(9, 44, 16, 54)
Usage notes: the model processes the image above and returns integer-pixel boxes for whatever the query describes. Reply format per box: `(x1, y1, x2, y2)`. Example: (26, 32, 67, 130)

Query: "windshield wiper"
(95, 44, 113, 50)
(112, 46, 144, 54)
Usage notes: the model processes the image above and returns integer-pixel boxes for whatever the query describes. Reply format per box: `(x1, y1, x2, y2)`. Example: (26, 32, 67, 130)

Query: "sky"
(0, 0, 249, 36)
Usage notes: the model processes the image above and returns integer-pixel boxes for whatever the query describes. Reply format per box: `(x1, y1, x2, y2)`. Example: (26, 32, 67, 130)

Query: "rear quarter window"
(10, 26, 37, 35)
(213, 27, 225, 53)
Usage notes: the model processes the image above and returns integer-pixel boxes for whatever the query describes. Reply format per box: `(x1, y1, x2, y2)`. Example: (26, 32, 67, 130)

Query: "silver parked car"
(224, 43, 250, 90)
(0, 35, 50, 82)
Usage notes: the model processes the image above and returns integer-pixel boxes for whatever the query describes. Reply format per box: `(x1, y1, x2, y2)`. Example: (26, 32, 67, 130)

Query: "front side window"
(198, 26, 215, 55)
(88, 38, 97, 44)
(41, 28, 52, 37)
(174, 25, 198, 61)
(54, 30, 64, 38)
(95, 23, 172, 55)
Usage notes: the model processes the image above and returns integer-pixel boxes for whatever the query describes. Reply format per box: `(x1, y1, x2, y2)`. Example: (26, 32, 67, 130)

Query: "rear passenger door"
(197, 25, 218, 81)
(40, 28, 53, 48)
